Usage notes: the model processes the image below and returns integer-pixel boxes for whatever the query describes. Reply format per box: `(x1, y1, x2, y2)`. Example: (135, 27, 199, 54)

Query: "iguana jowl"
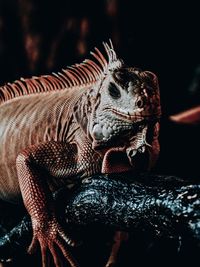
(0, 41, 161, 266)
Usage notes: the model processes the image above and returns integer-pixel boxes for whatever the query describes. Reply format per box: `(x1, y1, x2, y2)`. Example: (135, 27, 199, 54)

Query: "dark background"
(0, 0, 199, 113)
(0, 1, 200, 266)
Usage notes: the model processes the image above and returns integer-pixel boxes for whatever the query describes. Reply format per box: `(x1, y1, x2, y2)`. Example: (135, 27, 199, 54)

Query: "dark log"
(0, 173, 200, 266)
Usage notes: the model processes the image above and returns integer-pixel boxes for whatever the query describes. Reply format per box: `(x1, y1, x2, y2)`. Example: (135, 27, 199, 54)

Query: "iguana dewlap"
(0, 41, 161, 266)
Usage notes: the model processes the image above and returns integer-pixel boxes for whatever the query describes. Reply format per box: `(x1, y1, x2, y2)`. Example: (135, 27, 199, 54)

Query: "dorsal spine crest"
(0, 40, 122, 104)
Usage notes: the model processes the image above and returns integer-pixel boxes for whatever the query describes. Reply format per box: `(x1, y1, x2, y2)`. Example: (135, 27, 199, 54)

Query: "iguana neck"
(73, 85, 99, 142)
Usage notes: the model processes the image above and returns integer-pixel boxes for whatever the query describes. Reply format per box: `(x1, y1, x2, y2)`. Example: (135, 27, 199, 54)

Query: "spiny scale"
(0, 40, 120, 104)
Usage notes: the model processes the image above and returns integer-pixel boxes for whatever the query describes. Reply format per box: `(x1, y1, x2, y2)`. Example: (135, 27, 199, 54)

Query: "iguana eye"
(108, 83, 121, 99)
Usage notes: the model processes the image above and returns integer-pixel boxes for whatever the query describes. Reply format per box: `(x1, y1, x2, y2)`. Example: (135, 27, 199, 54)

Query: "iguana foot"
(29, 216, 79, 267)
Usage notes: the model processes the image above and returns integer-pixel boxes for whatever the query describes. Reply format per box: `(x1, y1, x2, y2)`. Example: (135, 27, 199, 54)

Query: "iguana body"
(0, 41, 161, 266)
(0, 86, 100, 203)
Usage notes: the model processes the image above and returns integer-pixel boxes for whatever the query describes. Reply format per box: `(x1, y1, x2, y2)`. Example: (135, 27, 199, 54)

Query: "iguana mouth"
(105, 108, 161, 123)
(111, 108, 144, 122)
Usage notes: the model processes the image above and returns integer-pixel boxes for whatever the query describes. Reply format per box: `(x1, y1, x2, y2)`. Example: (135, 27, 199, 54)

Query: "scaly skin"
(0, 41, 161, 266)
(0, 88, 101, 267)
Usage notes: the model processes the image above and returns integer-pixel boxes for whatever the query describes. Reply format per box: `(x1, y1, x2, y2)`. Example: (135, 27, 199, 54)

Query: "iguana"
(0, 41, 161, 267)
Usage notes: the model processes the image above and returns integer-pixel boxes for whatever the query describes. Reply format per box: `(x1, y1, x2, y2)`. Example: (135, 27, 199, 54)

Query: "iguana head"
(89, 66, 161, 146)
(89, 64, 161, 172)
(74, 41, 161, 173)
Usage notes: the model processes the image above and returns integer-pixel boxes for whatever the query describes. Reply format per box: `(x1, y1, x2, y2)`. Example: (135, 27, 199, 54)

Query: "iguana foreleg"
(16, 141, 80, 267)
